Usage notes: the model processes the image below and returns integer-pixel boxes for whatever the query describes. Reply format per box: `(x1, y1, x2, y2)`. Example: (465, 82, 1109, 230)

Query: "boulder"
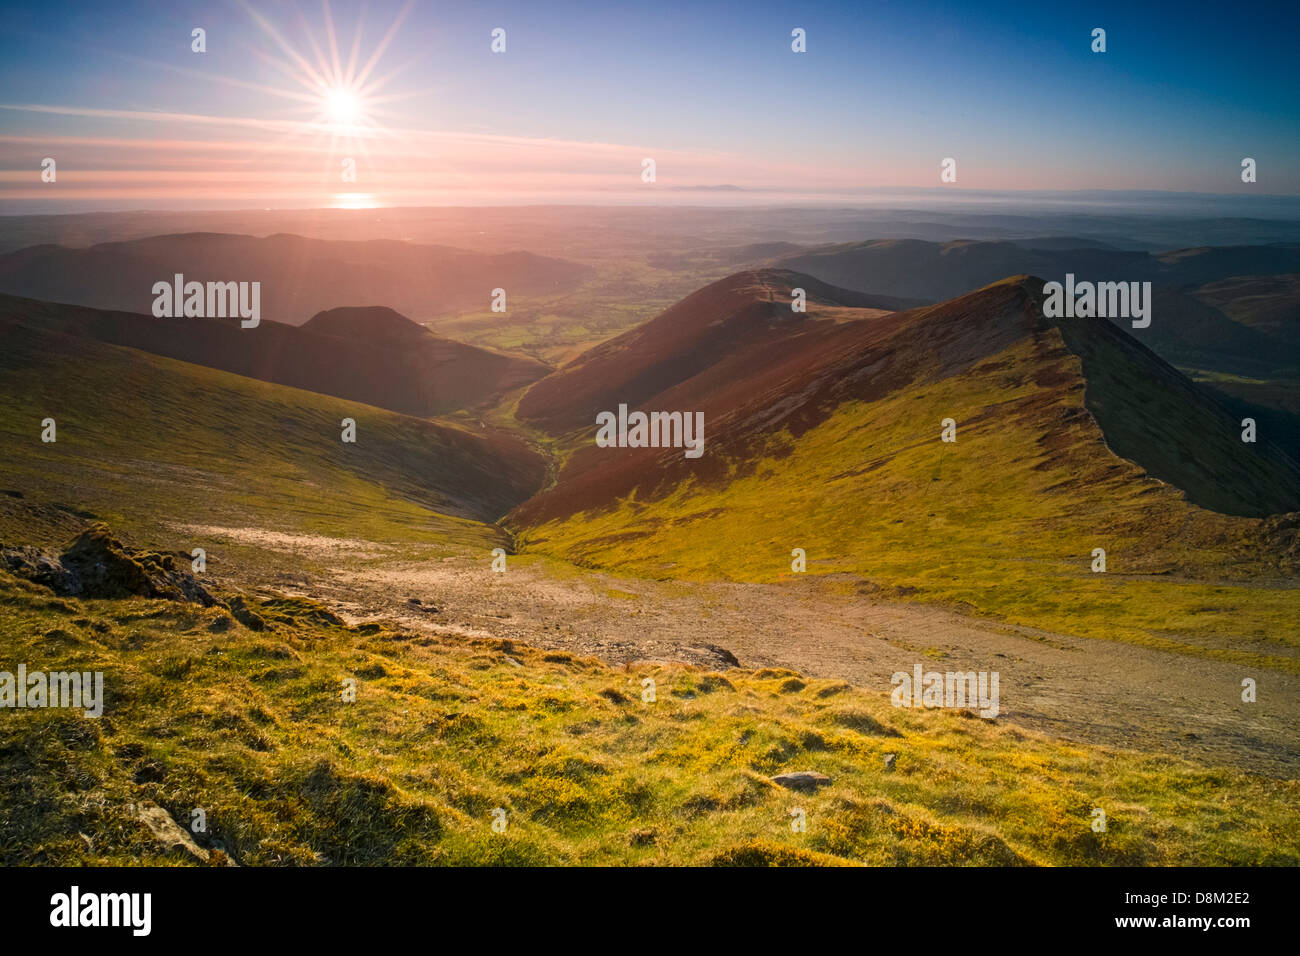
(772, 771, 832, 791)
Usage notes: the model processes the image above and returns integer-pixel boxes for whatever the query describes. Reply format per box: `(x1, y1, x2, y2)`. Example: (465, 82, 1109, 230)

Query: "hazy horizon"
(3, 0, 1298, 212)
(7, 187, 1300, 218)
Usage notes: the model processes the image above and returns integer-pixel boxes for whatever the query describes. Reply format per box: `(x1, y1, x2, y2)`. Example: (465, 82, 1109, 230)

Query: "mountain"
(773, 239, 1148, 301)
(775, 239, 1300, 302)
(507, 271, 1299, 661)
(0, 294, 548, 417)
(517, 270, 918, 434)
(0, 232, 590, 324)
(1188, 274, 1300, 348)
(515, 270, 1299, 523)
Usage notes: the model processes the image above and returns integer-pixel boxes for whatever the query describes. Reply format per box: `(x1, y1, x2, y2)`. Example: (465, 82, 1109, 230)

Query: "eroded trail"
(281, 553, 1295, 777)
(182, 524, 1296, 776)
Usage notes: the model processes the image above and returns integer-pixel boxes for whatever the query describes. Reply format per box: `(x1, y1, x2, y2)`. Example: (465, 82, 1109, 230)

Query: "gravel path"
(303, 554, 1300, 778)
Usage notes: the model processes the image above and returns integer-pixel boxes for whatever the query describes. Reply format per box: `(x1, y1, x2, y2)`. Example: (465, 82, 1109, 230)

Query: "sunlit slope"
(0, 317, 546, 553)
(510, 277, 1300, 668)
(517, 269, 902, 435)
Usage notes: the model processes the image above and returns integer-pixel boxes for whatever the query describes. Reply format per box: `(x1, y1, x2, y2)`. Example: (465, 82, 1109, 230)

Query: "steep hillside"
(0, 232, 589, 324)
(0, 294, 547, 417)
(0, 316, 547, 556)
(518, 269, 908, 435)
(516, 271, 1299, 521)
(509, 273, 1300, 666)
(7, 568, 1297, 865)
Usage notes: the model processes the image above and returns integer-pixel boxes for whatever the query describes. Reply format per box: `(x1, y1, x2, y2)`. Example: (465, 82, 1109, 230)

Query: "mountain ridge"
(511, 270, 1300, 526)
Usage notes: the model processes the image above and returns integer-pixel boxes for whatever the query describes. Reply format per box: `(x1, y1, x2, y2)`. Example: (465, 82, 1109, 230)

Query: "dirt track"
(283, 552, 1299, 778)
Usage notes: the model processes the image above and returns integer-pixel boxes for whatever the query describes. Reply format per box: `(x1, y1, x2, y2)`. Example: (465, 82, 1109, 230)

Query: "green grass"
(3, 569, 1296, 866)
(427, 262, 724, 364)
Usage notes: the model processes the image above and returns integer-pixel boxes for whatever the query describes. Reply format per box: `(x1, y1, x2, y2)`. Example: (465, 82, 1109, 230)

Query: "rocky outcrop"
(3, 523, 215, 605)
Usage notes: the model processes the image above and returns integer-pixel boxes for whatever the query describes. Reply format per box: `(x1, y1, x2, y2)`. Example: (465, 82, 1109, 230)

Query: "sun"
(325, 87, 362, 126)
(231, 0, 419, 195)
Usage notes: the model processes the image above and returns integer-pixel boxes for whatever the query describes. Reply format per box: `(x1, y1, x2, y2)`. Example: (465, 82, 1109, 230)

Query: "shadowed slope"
(0, 294, 548, 417)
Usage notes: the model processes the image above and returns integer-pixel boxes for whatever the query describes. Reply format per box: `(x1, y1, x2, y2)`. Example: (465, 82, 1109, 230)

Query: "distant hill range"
(0, 295, 547, 417)
(768, 239, 1300, 377)
(0, 232, 590, 324)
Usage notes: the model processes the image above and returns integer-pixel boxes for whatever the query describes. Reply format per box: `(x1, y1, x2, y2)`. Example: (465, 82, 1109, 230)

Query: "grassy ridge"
(3, 570, 1296, 866)
(513, 332, 1300, 672)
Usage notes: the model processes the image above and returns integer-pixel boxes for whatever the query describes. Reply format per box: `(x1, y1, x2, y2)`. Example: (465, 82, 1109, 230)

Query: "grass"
(3, 568, 1296, 866)
(427, 262, 724, 364)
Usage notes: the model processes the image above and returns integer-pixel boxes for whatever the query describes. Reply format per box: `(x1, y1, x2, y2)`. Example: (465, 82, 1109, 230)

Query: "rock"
(700, 643, 741, 668)
(3, 545, 78, 593)
(7, 523, 216, 605)
(883, 753, 897, 772)
(772, 771, 832, 792)
(127, 800, 236, 866)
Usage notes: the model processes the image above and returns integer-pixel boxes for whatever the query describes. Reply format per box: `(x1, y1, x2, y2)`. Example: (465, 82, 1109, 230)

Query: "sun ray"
(237, 0, 332, 94)
(358, 61, 417, 100)
(249, 45, 330, 99)
(296, 11, 334, 90)
(321, 0, 345, 88)
(353, 0, 415, 90)
(343, 7, 365, 87)
(82, 47, 330, 107)
(13, 0, 440, 209)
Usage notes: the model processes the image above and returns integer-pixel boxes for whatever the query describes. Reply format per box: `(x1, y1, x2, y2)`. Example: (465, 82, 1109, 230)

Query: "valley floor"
(189, 524, 1298, 777)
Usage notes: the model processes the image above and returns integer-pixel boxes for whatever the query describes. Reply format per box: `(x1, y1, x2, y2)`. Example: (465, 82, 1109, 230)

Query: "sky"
(0, 0, 1297, 212)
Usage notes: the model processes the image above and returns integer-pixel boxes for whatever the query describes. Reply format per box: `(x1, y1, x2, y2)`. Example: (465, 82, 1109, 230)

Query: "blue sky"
(0, 0, 1296, 209)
